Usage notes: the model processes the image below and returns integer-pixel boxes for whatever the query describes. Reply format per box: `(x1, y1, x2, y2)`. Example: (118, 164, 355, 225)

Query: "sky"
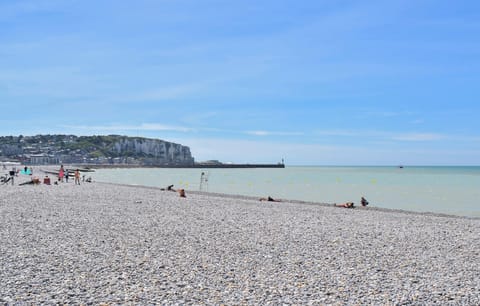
(1, 0, 480, 165)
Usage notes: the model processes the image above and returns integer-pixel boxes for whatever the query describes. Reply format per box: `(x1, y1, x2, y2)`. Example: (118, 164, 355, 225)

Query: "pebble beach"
(1, 174, 479, 305)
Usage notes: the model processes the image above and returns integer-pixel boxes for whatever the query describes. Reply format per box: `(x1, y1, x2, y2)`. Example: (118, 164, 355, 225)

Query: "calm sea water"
(92, 166, 480, 217)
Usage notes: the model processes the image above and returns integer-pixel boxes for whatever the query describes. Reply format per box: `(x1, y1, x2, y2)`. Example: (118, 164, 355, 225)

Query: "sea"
(92, 166, 480, 218)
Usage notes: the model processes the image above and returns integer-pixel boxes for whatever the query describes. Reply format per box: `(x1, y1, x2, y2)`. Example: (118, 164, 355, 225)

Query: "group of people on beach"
(333, 197, 369, 208)
(57, 165, 82, 185)
(14, 165, 92, 186)
(58, 165, 86, 185)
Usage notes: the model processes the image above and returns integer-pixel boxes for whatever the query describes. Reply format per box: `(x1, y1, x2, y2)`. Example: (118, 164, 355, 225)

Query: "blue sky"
(1, 0, 480, 165)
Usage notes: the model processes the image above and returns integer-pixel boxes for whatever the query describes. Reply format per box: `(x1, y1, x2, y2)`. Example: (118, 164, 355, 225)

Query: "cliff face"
(0, 135, 195, 166)
(111, 137, 194, 165)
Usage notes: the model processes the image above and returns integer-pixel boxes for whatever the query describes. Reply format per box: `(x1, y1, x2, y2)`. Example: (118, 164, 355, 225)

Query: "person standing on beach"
(65, 170, 69, 183)
(7, 170, 15, 185)
(59, 165, 65, 182)
(74, 169, 81, 185)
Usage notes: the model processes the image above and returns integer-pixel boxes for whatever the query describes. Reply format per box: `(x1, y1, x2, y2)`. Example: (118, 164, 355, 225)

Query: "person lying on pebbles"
(259, 196, 281, 202)
(160, 184, 175, 191)
(334, 202, 355, 208)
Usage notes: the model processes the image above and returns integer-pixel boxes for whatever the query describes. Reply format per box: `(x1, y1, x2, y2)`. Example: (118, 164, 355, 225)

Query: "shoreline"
(8, 165, 479, 220)
(1, 178, 479, 304)
(90, 165, 480, 218)
(98, 181, 480, 221)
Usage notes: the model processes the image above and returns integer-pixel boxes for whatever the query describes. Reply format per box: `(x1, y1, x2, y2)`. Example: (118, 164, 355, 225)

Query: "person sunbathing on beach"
(19, 177, 41, 186)
(160, 184, 176, 191)
(259, 196, 281, 202)
(178, 189, 186, 198)
(334, 202, 355, 208)
(361, 197, 369, 207)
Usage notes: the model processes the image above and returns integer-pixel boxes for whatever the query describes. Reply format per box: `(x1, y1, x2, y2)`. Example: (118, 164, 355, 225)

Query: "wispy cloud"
(113, 83, 207, 103)
(63, 123, 194, 133)
(245, 130, 304, 137)
(363, 110, 416, 118)
(391, 133, 446, 142)
(1, 66, 209, 103)
(0, 66, 112, 99)
(410, 119, 425, 125)
(0, 0, 70, 19)
(314, 130, 360, 137)
(313, 129, 448, 143)
(62, 123, 306, 138)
